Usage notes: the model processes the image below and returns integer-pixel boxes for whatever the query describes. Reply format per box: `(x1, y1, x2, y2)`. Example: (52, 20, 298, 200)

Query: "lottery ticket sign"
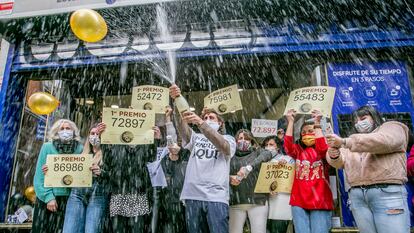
(283, 86, 336, 118)
(204, 84, 243, 115)
(254, 162, 295, 193)
(101, 108, 155, 145)
(131, 85, 169, 113)
(44, 154, 92, 187)
(251, 119, 278, 138)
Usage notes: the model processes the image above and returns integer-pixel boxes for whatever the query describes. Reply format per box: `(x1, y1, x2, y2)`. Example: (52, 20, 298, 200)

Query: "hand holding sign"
(204, 84, 242, 114)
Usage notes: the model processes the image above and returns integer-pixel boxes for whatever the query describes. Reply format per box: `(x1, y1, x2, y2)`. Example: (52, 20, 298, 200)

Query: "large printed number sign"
(283, 86, 336, 118)
(254, 162, 295, 193)
(251, 119, 278, 138)
(204, 84, 243, 114)
(131, 85, 169, 113)
(101, 108, 155, 145)
(44, 154, 92, 187)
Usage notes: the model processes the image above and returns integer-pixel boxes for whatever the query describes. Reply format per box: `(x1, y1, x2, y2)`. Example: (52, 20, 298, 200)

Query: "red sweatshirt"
(407, 146, 414, 177)
(284, 135, 334, 210)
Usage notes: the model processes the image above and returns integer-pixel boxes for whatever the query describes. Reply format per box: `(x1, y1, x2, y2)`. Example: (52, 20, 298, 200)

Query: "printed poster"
(283, 86, 336, 118)
(44, 154, 92, 187)
(101, 107, 155, 145)
(251, 119, 278, 138)
(254, 162, 295, 193)
(131, 85, 169, 113)
(204, 84, 242, 114)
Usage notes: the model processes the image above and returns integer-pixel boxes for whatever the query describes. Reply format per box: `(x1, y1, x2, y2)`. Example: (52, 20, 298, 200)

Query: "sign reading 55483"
(283, 86, 336, 118)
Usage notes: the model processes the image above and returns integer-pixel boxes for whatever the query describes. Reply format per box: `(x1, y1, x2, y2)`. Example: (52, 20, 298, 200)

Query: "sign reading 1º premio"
(204, 84, 243, 115)
(283, 86, 336, 118)
(131, 85, 169, 114)
(254, 162, 295, 194)
(101, 108, 155, 145)
(44, 154, 92, 188)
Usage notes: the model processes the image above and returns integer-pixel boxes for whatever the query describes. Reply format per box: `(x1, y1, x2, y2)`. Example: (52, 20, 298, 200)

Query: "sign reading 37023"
(101, 108, 155, 145)
(283, 86, 336, 118)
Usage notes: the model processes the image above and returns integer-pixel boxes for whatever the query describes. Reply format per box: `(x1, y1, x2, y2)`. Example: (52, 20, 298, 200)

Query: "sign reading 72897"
(101, 108, 155, 145)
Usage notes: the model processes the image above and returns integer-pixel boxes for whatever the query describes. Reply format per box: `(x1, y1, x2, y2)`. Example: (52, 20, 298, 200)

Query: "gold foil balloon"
(28, 92, 59, 115)
(70, 9, 108, 43)
(24, 186, 36, 204)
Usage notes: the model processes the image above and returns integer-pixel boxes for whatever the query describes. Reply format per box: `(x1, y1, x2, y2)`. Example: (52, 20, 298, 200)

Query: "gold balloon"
(24, 186, 36, 204)
(28, 92, 59, 115)
(70, 9, 108, 43)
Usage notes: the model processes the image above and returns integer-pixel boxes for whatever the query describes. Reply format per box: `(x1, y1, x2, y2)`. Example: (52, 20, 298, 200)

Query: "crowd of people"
(32, 84, 413, 233)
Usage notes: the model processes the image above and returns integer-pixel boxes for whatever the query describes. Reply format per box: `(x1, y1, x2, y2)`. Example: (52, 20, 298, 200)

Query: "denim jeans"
(291, 206, 332, 233)
(185, 200, 229, 233)
(62, 182, 108, 233)
(349, 184, 409, 233)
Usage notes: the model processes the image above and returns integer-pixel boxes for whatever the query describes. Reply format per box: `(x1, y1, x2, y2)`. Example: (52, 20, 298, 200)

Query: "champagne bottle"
(174, 95, 190, 114)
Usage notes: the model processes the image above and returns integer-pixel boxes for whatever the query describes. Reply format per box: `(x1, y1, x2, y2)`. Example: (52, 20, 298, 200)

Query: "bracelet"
(314, 124, 322, 129)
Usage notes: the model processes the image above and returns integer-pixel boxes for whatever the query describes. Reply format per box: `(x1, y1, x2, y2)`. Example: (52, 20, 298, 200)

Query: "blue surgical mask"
(58, 130, 74, 141)
(205, 120, 220, 131)
(355, 119, 374, 133)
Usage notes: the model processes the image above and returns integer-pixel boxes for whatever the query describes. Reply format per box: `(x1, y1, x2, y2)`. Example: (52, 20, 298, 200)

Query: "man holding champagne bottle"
(169, 84, 236, 233)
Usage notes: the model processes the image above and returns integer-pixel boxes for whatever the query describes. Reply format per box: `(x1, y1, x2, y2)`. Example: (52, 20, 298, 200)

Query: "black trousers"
(111, 215, 150, 233)
(31, 196, 68, 233)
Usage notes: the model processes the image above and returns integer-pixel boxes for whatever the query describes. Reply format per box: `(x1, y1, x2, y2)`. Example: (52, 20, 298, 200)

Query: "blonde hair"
(82, 124, 103, 166)
(47, 119, 81, 142)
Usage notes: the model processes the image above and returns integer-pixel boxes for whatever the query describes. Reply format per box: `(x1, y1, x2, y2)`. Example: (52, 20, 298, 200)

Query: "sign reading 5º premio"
(101, 108, 155, 145)
(204, 84, 243, 115)
(254, 162, 295, 193)
(44, 154, 92, 188)
(131, 85, 169, 114)
(283, 86, 336, 118)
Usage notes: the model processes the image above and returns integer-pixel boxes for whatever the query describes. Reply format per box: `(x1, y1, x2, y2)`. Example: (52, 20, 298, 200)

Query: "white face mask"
(355, 119, 374, 133)
(205, 120, 220, 131)
(58, 130, 74, 141)
(265, 146, 277, 152)
(89, 135, 100, 147)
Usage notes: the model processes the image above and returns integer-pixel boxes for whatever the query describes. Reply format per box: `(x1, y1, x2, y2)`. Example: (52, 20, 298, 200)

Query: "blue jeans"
(291, 206, 332, 233)
(62, 182, 108, 233)
(349, 184, 409, 233)
(185, 200, 229, 233)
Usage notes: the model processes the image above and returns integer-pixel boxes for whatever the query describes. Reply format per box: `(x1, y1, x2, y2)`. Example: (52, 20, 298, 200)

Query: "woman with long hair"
(62, 123, 108, 233)
(326, 105, 410, 233)
(229, 129, 272, 233)
(33, 119, 83, 233)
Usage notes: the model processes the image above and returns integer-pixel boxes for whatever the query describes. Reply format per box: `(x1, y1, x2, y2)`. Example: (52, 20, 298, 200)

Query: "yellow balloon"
(24, 186, 36, 204)
(28, 92, 59, 115)
(70, 9, 108, 43)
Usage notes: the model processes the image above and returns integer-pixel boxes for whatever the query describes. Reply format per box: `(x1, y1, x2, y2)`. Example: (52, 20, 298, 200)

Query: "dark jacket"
(229, 148, 272, 206)
(160, 148, 189, 203)
(101, 142, 157, 197)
